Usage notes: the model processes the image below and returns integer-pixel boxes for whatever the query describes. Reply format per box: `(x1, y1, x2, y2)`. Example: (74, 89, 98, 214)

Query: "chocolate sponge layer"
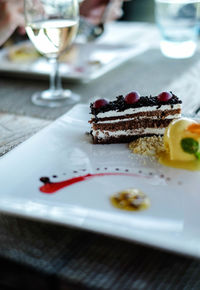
(90, 108, 181, 123)
(92, 133, 158, 144)
(92, 118, 172, 131)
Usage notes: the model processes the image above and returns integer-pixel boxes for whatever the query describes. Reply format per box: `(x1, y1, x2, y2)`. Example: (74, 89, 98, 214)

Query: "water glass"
(155, 0, 200, 59)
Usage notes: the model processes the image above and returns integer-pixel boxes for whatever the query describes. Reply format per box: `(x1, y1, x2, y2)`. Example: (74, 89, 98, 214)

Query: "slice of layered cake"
(89, 91, 182, 144)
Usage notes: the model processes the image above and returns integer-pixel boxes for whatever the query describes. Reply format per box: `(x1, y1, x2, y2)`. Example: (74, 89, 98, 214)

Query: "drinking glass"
(155, 0, 200, 59)
(24, 0, 80, 107)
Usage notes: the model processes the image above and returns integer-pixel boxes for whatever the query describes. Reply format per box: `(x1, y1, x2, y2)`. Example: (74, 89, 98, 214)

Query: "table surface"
(1, 22, 200, 290)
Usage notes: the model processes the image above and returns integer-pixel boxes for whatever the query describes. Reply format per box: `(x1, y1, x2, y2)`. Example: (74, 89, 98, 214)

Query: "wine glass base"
(31, 89, 80, 108)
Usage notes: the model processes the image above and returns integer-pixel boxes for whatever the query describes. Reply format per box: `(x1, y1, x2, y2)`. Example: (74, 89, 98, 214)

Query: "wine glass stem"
(48, 57, 62, 94)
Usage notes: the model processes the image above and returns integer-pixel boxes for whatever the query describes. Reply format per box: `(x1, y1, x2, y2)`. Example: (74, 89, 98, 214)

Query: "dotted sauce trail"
(39, 172, 144, 194)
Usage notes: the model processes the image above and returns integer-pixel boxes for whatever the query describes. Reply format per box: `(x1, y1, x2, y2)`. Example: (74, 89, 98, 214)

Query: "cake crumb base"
(129, 136, 165, 157)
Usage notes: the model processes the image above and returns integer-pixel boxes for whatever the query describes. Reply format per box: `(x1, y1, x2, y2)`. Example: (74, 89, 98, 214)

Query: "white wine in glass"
(24, 0, 80, 107)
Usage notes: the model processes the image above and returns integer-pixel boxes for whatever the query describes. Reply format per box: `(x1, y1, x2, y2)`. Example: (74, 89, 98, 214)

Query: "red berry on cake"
(158, 92, 172, 102)
(125, 91, 140, 104)
(93, 98, 109, 109)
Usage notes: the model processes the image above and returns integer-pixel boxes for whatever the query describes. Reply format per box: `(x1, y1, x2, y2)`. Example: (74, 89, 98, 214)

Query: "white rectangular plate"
(0, 22, 155, 82)
(0, 104, 199, 258)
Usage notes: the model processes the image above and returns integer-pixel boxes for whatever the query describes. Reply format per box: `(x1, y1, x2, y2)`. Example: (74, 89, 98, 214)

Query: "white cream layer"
(93, 104, 181, 119)
(96, 113, 181, 124)
(93, 128, 165, 138)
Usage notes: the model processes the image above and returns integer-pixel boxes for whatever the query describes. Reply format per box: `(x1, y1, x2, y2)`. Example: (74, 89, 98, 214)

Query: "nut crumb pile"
(129, 136, 165, 157)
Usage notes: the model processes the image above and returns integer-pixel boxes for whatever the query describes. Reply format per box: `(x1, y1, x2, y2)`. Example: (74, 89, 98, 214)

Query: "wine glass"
(24, 0, 80, 107)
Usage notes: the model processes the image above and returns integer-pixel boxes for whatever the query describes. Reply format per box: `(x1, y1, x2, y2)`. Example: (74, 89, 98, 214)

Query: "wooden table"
(0, 22, 200, 290)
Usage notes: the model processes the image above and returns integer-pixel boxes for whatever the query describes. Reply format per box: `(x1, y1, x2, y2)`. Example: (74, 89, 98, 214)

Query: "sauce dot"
(110, 189, 150, 211)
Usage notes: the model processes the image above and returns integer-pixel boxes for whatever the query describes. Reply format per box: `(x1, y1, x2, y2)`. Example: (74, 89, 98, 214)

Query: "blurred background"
(2, 0, 156, 47)
(122, 0, 155, 23)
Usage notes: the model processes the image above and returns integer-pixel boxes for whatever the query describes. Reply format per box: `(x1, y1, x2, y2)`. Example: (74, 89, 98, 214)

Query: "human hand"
(0, 0, 24, 46)
(79, 0, 127, 25)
